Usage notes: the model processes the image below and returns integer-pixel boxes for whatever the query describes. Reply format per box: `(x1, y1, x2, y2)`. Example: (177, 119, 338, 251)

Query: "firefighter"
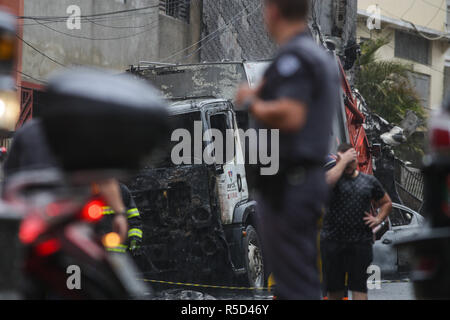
(95, 181, 143, 255)
(236, 0, 340, 299)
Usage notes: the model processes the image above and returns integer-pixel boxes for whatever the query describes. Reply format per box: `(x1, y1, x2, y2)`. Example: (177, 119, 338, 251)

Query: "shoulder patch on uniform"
(277, 54, 301, 77)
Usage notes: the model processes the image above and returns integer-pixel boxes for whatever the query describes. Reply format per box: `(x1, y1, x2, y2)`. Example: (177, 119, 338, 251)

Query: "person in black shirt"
(321, 143, 392, 300)
(236, 0, 340, 299)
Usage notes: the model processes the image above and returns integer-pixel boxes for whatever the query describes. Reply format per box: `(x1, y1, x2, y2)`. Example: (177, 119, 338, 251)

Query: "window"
(209, 112, 234, 163)
(445, 66, 450, 101)
(389, 208, 413, 227)
(447, 1, 450, 27)
(160, 0, 191, 23)
(146, 111, 201, 168)
(395, 30, 430, 65)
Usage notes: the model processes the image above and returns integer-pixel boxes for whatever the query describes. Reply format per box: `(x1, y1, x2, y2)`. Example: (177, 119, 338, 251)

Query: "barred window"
(160, 0, 190, 23)
(395, 30, 431, 65)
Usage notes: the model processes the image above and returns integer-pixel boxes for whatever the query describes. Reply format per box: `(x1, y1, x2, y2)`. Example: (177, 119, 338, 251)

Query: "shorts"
(321, 240, 373, 294)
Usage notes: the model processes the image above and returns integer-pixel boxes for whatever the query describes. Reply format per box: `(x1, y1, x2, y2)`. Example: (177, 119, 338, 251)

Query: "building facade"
(0, 0, 202, 138)
(201, 0, 357, 62)
(357, 0, 450, 109)
(18, 0, 202, 82)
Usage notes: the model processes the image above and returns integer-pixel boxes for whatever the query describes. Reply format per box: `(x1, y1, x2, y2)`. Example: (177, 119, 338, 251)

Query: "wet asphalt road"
(368, 281, 415, 300)
(152, 278, 416, 300)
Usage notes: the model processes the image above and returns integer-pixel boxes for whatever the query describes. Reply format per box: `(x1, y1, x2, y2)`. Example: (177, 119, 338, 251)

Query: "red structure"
(338, 60, 373, 175)
(17, 81, 43, 129)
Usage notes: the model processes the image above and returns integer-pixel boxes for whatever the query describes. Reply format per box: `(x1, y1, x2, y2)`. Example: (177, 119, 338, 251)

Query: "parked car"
(373, 203, 425, 275)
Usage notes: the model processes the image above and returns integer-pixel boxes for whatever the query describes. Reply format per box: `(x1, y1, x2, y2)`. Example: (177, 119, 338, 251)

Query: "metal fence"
(394, 158, 424, 213)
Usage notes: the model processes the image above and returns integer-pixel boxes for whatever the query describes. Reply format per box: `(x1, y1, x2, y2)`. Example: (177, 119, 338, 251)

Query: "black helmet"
(41, 68, 170, 172)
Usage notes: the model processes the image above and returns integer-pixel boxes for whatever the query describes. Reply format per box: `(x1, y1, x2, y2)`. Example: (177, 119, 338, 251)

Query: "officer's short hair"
(266, 0, 310, 21)
(337, 143, 353, 154)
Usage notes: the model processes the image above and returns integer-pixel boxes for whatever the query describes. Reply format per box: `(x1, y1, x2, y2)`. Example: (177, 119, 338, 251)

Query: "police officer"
(236, 0, 340, 300)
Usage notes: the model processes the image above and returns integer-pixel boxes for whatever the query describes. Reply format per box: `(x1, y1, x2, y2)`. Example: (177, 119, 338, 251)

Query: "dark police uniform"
(254, 31, 340, 300)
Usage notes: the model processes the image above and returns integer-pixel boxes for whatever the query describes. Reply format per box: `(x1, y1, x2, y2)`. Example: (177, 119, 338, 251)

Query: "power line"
(21, 10, 160, 26)
(424, 0, 446, 29)
(371, 3, 449, 40)
(421, 0, 450, 12)
(16, 34, 66, 68)
(16, 70, 47, 84)
(177, 2, 263, 63)
(32, 18, 160, 41)
(83, 17, 157, 29)
(401, 0, 417, 19)
(18, 4, 160, 21)
(358, 27, 446, 76)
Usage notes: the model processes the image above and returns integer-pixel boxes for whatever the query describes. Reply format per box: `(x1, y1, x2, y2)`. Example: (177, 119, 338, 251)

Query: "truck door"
(206, 107, 247, 224)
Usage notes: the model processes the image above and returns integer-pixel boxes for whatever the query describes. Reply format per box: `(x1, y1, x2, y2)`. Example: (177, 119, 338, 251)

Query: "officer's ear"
(264, 0, 281, 24)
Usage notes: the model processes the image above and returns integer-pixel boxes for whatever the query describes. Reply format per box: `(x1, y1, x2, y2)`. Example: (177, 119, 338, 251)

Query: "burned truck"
(126, 62, 271, 288)
(126, 61, 350, 288)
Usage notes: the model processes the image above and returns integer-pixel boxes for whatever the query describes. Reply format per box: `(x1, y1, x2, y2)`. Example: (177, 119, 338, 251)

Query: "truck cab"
(127, 96, 264, 288)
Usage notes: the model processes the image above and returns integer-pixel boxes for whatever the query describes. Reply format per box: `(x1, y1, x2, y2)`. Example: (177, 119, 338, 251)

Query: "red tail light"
(19, 215, 46, 244)
(80, 199, 105, 223)
(35, 238, 61, 256)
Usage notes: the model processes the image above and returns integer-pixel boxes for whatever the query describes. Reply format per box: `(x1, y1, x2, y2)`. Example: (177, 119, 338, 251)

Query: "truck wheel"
(244, 225, 265, 288)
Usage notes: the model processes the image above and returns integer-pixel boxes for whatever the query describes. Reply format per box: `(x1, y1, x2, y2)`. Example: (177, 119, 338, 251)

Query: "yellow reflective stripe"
(106, 247, 127, 253)
(128, 228, 143, 238)
(102, 206, 114, 215)
(103, 207, 140, 217)
(127, 208, 140, 219)
(106, 244, 128, 253)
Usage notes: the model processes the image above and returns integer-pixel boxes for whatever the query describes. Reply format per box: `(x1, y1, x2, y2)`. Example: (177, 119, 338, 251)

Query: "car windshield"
(144, 111, 202, 168)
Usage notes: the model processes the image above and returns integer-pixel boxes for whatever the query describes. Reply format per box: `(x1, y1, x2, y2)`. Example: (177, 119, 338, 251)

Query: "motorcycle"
(0, 68, 170, 299)
(3, 169, 150, 299)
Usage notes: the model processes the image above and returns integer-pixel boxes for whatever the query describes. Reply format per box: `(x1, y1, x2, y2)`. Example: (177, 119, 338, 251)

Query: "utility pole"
(311, 0, 357, 54)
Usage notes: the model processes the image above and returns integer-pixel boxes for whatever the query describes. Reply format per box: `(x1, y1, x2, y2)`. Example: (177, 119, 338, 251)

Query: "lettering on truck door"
(207, 109, 242, 224)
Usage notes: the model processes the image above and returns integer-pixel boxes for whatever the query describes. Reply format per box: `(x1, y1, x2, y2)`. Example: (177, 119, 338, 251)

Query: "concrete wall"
(21, 0, 202, 81)
(159, 0, 203, 63)
(201, 0, 357, 62)
(201, 0, 276, 62)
